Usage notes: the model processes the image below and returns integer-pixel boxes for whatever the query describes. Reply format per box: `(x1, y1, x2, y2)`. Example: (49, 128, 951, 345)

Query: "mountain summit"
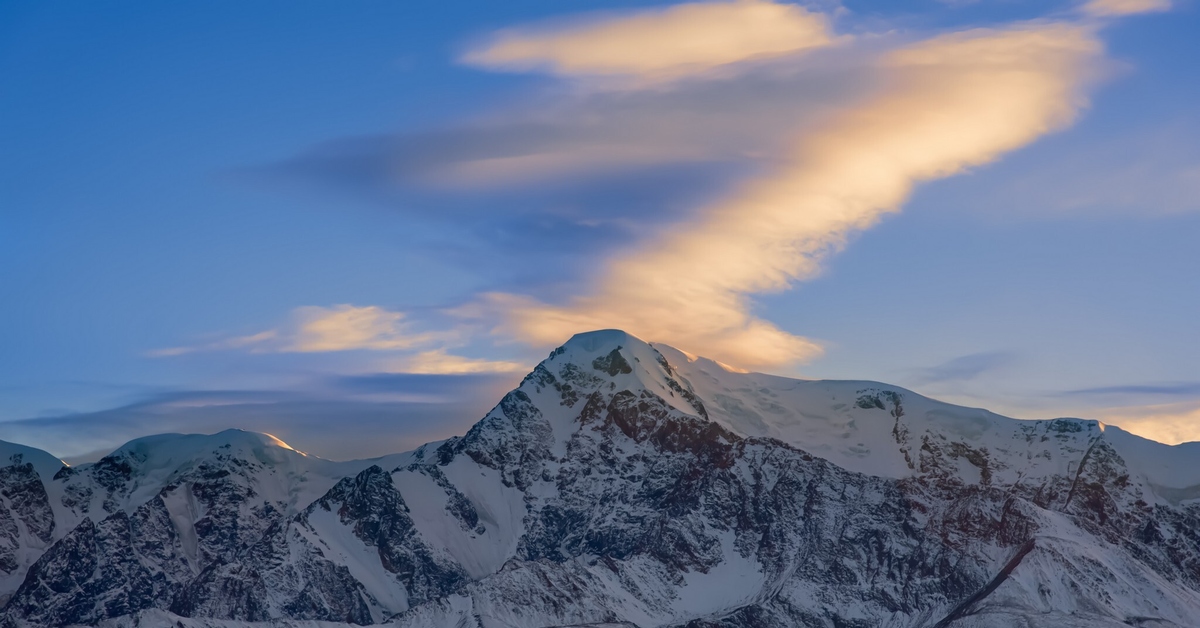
(1, 330, 1198, 627)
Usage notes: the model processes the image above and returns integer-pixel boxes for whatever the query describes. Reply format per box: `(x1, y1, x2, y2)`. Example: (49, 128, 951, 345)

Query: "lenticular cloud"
(469, 14, 1104, 369)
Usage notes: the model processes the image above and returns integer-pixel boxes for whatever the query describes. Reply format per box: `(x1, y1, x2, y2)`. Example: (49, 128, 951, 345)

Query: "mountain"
(1, 329, 1199, 627)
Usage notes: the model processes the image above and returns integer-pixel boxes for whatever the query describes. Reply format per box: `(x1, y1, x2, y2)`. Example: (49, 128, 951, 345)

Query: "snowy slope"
(2, 329, 1200, 627)
(655, 341, 1199, 494)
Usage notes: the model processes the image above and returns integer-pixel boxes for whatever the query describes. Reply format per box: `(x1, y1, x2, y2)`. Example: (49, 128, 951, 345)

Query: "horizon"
(10, 326, 1200, 466)
(3, 0, 1198, 460)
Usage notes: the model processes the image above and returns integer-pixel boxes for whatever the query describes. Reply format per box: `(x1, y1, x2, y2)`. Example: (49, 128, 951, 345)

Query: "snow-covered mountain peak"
(548, 329, 674, 384)
(558, 328, 640, 354)
(100, 428, 309, 471)
(0, 439, 65, 481)
(529, 328, 713, 426)
(534, 330, 1200, 505)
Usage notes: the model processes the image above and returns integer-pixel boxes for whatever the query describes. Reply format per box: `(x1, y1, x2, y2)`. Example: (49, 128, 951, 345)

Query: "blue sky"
(2, 0, 1198, 460)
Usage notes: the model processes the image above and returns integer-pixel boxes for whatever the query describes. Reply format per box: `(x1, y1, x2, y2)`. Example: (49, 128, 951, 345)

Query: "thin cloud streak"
(1063, 382, 1200, 397)
(149, 304, 438, 355)
(1081, 0, 1171, 17)
(146, 330, 279, 357)
(148, 304, 523, 375)
(386, 350, 527, 375)
(912, 351, 1018, 385)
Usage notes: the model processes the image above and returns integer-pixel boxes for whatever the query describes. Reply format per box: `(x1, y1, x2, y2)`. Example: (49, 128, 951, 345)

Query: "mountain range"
(1, 329, 1198, 627)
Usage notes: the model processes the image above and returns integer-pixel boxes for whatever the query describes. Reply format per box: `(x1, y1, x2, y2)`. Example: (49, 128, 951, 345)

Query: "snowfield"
(2, 329, 1199, 627)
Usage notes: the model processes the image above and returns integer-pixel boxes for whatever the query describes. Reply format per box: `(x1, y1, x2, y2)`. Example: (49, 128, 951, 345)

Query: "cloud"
(149, 305, 437, 356)
(148, 304, 524, 375)
(1064, 382, 1200, 397)
(1081, 0, 1171, 17)
(247, 3, 1147, 376)
(275, 125, 723, 191)
(471, 23, 1103, 369)
(254, 40, 879, 298)
(1099, 400, 1200, 445)
(387, 350, 527, 375)
(0, 373, 521, 462)
(462, 0, 836, 79)
(326, 372, 510, 398)
(288, 305, 437, 352)
(268, 55, 872, 194)
(146, 330, 279, 357)
(912, 352, 1018, 385)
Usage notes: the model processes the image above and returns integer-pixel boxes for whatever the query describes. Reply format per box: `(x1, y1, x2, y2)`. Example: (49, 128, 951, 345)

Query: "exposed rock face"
(0, 444, 66, 605)
(0, 461, 55, 579)
(5, 498, 191, 626)
(2, 329, 1200, 627)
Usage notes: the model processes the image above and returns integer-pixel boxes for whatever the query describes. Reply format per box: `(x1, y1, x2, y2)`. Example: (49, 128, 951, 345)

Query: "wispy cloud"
(462, 0, 836, 80)
(147, 330, 279, 357)
(148, 304, 431, 355)
(386, 350, 526, 375)
(269, 58, 871, 193)
(288, 305, 438, 352)
(1064, 382, 1200, 397)
(148, 304, 521, 375)
(912, 351, 1018, 385)
(1081, 0, 1171, 17)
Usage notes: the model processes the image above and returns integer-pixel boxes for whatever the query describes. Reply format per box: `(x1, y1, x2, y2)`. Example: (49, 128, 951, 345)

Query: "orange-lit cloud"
(1081, 0, 1171, 17)
(288, 305, 438, 352)
(1100, 401, 1200, 445)
(386, 350, 527, 375)
(147, 305, 520, 375)
(463, 0, 835, 79)
(477, 24, 1104, 369)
